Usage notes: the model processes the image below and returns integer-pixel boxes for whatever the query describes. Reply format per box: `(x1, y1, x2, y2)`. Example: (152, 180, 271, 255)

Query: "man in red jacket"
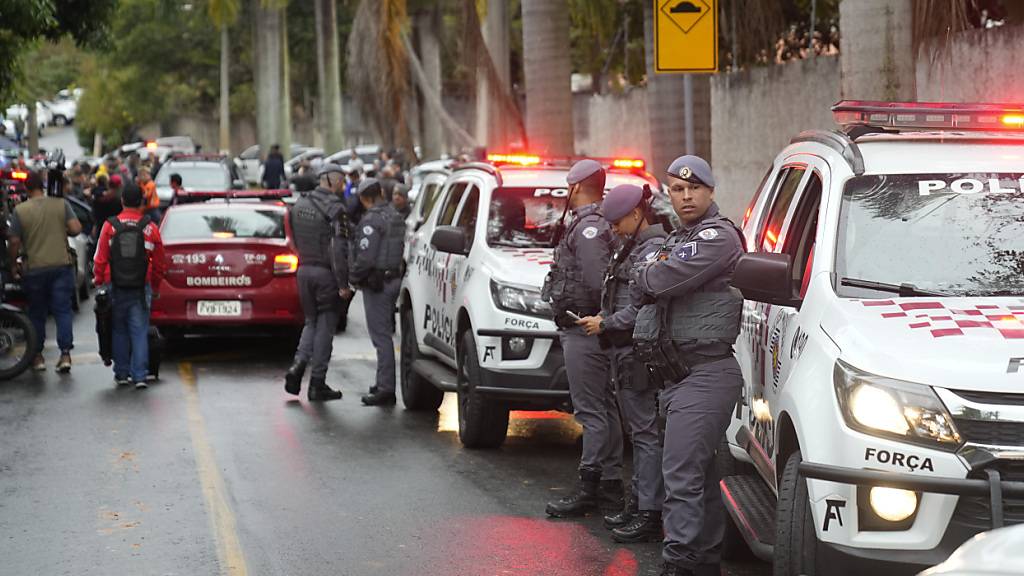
(93, 185, 166, 388)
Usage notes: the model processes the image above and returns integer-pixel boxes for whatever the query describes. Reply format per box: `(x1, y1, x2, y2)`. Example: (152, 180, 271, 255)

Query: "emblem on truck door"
(1010, 357, 1024, 373)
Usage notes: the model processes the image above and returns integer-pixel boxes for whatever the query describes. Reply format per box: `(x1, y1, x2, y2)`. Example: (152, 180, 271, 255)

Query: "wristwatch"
(599, 319, 606, 332)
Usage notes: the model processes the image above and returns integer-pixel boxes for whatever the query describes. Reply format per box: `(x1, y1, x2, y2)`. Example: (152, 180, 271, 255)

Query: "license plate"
(197, 300, 242, 317)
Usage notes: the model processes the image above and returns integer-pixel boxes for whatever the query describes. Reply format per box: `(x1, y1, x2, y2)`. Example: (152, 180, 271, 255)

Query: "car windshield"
(487, 187, 569, 249)
(837, 173, 1024, 297)
(156, 164, 230, 190)
(162, 208, 285, 240)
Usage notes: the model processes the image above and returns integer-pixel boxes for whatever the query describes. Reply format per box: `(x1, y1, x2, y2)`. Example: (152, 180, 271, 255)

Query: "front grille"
(952, 460, 1024, 529)
(952, 389, 1024, 406)
(954, 419, 1024, 447)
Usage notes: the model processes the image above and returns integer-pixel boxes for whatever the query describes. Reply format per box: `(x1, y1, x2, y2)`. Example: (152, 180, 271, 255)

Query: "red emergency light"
(10, 171, 28, 180)
(833, 100, 1024, 132)
(486, 153, 541, 166)
(611, 158, 645, 170)
(145, 141, 158, 150)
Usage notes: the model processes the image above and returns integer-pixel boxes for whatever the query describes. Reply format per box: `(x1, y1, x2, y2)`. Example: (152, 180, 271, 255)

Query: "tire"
(457, 330, 509, 449)
(0, 309, 40, 380)
(54, 115, 67, 127)
(717, 437, 755, 561)
(399, 307, 443, 411)
(774, 451, 819, 576)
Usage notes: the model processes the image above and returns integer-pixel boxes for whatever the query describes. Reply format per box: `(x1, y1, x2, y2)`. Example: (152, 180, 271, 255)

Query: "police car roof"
(167, 200, 287, 212)
(485, 165, 659, 189)
(852, 132, 1024, 175)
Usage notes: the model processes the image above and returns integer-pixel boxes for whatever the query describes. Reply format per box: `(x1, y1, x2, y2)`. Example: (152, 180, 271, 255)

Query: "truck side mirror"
(431, 226, 468, 255)
(731, 252, 802, 308)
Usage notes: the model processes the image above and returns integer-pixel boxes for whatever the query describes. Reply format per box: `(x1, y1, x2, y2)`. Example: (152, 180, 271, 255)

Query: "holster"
(366, 270, 385, 292)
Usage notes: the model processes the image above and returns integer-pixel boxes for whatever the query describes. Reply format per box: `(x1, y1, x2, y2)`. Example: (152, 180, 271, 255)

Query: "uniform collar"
(572, 201, 601, 218)
(635, 223, 667, 244)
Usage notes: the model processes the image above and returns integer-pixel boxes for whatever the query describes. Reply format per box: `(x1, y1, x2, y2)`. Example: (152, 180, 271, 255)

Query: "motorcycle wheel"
(0, 308, 39, 380)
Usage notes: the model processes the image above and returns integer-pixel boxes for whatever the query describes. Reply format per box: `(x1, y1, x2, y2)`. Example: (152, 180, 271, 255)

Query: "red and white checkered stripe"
(862, 300, 1024, 339)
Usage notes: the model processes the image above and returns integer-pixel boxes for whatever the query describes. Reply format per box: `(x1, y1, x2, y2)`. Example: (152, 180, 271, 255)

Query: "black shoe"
(368, 385, 379, 395)
(545, 469, 601, 518)
(611, 510, 662, 543)
(336, 317, 347, 334)
(603, 495, 637, 529)
(599, 478, 625, 513)
(658, 562, 695, 576)
(284, 360, 306, 395)
(307, 378, 342, 402)
(361, 391, 396, 406)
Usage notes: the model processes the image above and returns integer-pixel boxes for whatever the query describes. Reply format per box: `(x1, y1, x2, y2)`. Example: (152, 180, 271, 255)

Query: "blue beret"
(566, 159, 604, 185)
(357, 177, 382, 196)
(602, 184, 644, 223)
(666, 155, 715, 188)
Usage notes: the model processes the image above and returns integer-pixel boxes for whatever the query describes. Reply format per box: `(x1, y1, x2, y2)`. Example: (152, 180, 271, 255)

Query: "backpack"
(108, 216, 151, 289)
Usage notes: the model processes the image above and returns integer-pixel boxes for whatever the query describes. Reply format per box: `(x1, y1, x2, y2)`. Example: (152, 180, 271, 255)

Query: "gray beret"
(566, 159, 604, 186)
(316, 163, 346, 178)
(666, 155, 715, 188)
(602, 184, 645, 223)
(357, 177, 382, 196)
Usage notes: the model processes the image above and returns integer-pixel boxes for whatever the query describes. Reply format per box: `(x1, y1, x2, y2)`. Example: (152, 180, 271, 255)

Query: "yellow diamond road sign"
(655, 0, 718, 73)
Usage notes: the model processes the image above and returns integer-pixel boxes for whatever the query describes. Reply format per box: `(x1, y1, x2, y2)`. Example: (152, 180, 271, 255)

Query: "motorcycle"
(0, 277, 39, 380)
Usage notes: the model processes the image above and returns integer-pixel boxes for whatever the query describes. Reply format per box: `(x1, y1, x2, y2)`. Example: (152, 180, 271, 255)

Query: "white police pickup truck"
(720, 101, 1024, 575)
(399, 154, 667, 448)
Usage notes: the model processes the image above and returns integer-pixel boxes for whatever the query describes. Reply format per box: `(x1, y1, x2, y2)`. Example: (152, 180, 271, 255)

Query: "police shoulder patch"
(363, 225, 374, 235)
(359, 238, 370, 250)
(698, 228, 719, 240)
(581, 226, 598, 239)
(674, 241, 698, 260)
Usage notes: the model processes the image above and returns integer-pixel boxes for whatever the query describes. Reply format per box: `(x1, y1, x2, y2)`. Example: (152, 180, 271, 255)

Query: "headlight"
(869, 487, 918, 523)
(834, 360, 961, 450)
(490, 280, 552, 319)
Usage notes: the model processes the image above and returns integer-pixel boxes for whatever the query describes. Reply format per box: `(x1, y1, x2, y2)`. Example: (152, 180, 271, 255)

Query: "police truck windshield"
(837, 173, 1024, 297)
(487, 187, 568, 249)
(162, 208, 286, 241)
(155, 164, 230, 190)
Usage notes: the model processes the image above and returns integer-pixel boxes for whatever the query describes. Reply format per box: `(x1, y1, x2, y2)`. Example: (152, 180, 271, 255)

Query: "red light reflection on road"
(425, 515, 639, 576)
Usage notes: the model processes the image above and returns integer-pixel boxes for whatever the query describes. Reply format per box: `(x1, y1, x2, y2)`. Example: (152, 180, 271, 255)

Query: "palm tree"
(521, 0, 574, 155)
(253, 0, 287, 160)
(208, 0, 239, 155)
(314, 0, 344, 152)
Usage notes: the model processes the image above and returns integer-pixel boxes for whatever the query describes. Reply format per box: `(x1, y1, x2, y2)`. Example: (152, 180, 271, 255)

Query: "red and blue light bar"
(833, 100, 1024, 132)
(174, 189, 291, 202)
(486, 153, 646, 171)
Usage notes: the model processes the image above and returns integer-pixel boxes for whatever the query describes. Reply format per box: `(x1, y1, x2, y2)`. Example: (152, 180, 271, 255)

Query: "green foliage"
(568, 0, 645, 90)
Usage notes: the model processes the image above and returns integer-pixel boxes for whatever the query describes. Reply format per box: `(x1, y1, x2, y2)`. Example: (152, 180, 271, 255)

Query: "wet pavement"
(0, 295, 770, 575)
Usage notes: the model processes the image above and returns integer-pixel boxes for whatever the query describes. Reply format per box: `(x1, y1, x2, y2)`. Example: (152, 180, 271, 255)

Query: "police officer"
(351, 178, 405, 407)
(577, 183, 668, 542)
(634, 156, 745, 576)
(284, 163, 352, 402)
(543, 159, 624, 518)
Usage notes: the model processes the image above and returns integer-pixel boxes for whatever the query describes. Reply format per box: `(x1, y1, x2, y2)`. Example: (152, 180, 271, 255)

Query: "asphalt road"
(0, 294, 771, 576)
(39, 125, 86, 163)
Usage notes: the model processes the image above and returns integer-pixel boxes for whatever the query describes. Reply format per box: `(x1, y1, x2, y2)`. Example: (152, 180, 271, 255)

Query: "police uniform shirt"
(351, 202, 401, 285)
(635, 202, 742, 299)
(291, 187, 350, 287)
(601, 224, 668, 333)
(563, 202, 615, 308)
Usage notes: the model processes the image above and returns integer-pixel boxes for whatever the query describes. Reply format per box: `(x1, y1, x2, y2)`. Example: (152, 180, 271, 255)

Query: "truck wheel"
(717, 437, 755, 561)
(400, 307, 443, 411)
(774, 450, 819, 576)
(457, 330, 509, 449)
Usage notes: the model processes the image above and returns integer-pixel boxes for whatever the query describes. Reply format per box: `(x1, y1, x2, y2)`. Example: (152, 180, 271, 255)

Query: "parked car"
(235, 143, 310, 186)
(42, 100, 76, 126)
(919, 524, 1024, 576)
(323, 144, 382, 168)
(153, 154, 243, 206)
(65, 195, 95, 310)
(4, 103, 51, 131)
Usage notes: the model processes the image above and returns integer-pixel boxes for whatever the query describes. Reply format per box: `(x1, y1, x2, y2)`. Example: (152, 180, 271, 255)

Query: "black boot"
(611, 510, 662, 543)
(284, 360, 306, 395)
(361, 390, 396, 406)
(658, 562, 695, 576)
(602, 494, 637, 529)
(545, 469, 601, 518)
(599, 478, 625, 513)
(307, 377, 342, 402)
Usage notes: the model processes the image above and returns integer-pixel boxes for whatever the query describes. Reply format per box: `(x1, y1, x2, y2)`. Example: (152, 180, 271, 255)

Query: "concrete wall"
(573, 88, 652, 163)
(710, 55, 841, 221)
(916, 23, 1024, 102)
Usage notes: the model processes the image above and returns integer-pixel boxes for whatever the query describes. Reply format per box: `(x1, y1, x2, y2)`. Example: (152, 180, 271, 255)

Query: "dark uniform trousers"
(561, 328, 623, 480)
(609, 344, 664, 511)
(295, 265, 342, 380)
(661, 356, 743, 567)
(364, 277, 401, 394)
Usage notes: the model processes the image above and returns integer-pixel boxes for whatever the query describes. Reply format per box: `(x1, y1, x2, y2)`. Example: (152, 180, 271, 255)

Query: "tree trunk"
(279, 6, 292, 156)
(315, 0, 344, 153)
(521, 0, 573, 156)
(219, 24, 231, 154)
(476, 0, 511, 151)
(92, 131, 103, 158)
(254, 0, 281, 158)
(416, 7, 443, 159)
(841, 0, 915, 100)
(27, 106, 38, 156)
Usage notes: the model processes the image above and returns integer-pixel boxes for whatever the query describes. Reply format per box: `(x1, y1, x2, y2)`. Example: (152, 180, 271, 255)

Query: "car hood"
(821, 297, 1024, 391)
(484, 247, 554, 290)
(920, 525, 1024, 576)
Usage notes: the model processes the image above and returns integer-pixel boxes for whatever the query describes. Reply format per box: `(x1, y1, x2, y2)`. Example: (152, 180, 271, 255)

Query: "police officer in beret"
(543, 159, 625, 518)
(632, 155, 745, 576)
(285, 163, 352, 401)
(351, 178, 406, 407)
(576, 183, 668, 542)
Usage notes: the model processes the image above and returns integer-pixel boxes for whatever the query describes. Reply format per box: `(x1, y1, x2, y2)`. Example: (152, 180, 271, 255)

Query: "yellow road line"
(178, 362, 249, 576)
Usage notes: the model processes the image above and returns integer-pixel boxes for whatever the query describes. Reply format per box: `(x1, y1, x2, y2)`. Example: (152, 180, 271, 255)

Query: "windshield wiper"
(840, 277, 952, 297)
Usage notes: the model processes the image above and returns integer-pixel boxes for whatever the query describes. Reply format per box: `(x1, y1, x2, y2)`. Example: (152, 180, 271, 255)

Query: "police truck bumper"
(476, 328, 570, 408)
